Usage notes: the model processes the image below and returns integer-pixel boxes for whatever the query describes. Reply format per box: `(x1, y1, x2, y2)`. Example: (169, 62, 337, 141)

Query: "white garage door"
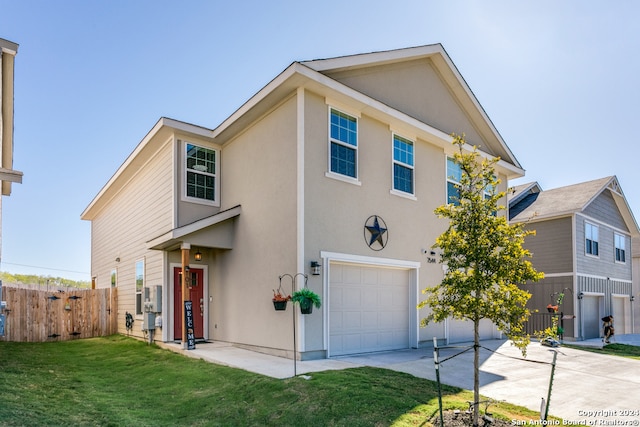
(448, 318, 496, 344)
(329, 262, 411, 356)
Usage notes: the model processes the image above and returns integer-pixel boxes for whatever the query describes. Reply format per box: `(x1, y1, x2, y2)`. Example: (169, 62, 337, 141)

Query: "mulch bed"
(431, 410, 514, 426)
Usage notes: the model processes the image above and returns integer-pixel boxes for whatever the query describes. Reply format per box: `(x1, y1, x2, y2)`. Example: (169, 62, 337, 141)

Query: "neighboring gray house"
(509, 177, 638, 340)
(0, 38, 22, 262)
(82, 44, 527, 359)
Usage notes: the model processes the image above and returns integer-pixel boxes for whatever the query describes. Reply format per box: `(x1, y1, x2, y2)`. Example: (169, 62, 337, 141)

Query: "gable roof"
(211, 44, 524, 178)
(300, 44, 521, 170)
(509, 176, 640, 237)
(82, 44, 526, 219)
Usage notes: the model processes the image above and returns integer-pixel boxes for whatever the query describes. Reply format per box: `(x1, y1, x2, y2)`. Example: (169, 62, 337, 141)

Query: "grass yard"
(0, 335, 541, 426)
(563, 343, 640, 360)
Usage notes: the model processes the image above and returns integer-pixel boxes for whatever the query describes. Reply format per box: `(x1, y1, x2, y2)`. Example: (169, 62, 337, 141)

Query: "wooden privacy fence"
(0, 287, 117, 342)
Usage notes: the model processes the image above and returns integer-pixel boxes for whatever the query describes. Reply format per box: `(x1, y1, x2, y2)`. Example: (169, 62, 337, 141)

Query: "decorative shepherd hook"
(278, 273, 307, 377)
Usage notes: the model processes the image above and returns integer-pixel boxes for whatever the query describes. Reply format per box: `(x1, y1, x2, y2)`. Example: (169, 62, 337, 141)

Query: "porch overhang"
(147, 205, 241, 251)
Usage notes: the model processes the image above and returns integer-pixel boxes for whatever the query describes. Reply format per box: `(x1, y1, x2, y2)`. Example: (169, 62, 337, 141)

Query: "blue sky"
(1, 1, 639, 281)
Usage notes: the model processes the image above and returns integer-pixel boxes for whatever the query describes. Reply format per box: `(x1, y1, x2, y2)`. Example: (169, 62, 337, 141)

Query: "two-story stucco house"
(0, 38, 22, 261)
(81, 44, 527, 359)
(509, 177, 638, 340)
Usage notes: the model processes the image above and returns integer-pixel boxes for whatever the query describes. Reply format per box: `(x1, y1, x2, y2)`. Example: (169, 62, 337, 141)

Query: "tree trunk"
(473, 317, 480, 427)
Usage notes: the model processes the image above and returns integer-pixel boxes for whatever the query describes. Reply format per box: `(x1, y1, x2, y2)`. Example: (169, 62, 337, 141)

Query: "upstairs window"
(329, 109, 358, 179)
(585, 223, 599, 256)
(185, 143, 218, 205)
(615, 233, 626, 263)
(446, 157, 462, 205)
(392, 135, 414, 194)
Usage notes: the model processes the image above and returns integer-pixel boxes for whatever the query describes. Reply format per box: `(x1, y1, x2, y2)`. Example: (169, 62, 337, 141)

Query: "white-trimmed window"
(135, 260, 144, 315)
(185, 142, 218, 205)
(615, 233, 626, 263)
(329, 108, 358, 179)
(446, 157, 462, 205)
(392, 134, 414, 195)
(585, 223, 599, 256)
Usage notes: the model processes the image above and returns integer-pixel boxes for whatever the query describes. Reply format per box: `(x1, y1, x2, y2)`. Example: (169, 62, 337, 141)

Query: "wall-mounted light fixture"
(631, 295, 635, 302)
(115, 257, 120, 263)
(577, 292, 584, 300)
(194, 250, 202, 262)
(310, 261, 321, 276)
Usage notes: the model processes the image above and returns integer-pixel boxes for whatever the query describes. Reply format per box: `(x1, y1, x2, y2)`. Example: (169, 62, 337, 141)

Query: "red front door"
(174, 267, 205, 341)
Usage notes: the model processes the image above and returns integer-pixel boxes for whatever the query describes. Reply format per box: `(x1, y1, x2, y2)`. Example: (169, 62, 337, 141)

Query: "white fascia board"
(301, 44, 443, 72)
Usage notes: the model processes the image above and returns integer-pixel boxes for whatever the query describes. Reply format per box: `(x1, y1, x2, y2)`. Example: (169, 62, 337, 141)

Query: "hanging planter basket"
(272, 287, 291, 312)
(291, 284, 321, 315)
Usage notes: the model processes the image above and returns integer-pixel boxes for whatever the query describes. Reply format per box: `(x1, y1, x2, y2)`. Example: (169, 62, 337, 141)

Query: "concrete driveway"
(160, 336, 640, 423)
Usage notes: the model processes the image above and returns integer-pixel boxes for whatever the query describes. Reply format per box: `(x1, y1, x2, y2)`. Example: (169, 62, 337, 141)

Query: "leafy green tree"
(419, 134, 543, 426)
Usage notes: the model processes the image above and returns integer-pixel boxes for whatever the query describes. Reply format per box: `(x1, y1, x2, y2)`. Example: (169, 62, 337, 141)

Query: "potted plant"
(291, 287, 321, 314)
(272, 288, 291, 311)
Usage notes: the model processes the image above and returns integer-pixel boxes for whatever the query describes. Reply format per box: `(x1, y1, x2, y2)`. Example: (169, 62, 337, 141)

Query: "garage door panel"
(330, 263, 411, 356)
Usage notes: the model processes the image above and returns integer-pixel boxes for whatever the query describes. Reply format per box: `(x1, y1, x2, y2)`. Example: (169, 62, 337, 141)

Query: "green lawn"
(563, 343, 640, 360)
(0, 336, 540, 426)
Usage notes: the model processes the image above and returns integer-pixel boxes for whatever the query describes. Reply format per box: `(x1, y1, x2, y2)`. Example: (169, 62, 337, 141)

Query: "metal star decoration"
(364, 215, 388, 250)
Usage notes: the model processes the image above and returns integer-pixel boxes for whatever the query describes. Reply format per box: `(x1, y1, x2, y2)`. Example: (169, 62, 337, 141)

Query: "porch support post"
(181, 243, 190, 348)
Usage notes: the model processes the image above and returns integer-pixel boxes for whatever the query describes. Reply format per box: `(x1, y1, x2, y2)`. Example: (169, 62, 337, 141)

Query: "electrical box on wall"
(152, 285, 162, 313)
(143, 286, 163, 313)
(143, 312, 156, 331)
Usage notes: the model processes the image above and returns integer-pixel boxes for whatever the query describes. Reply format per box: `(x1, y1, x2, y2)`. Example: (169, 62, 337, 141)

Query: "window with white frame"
(446, 157, 462, 205)
(185, 142, 218, 204)
(585, 222, 599, 256)
(615, 232, 626, 263)
(393, 134, 414, 194)
(135, 260, 144, 315)
(329, 108, 358, 178)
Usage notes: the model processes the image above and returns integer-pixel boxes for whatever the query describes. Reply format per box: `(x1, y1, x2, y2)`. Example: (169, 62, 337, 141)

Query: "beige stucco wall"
(323, 58, 491, 155)
(302, 90, 454, 349)
(90, 134, 175, 336)
(208, 94, 299, 353)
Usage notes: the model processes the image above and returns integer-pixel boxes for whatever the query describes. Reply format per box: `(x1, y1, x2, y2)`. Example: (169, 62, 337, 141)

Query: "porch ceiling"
(146, 205, 241, 251)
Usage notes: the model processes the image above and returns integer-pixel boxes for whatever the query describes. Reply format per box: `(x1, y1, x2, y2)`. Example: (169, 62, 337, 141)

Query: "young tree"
(419, 134, 543, 426)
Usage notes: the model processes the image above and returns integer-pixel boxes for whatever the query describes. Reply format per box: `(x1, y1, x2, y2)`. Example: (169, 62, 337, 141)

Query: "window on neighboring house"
(329, 109, 358, 178)
(111, 269, 117, 287)
(185, 142, 218, 204)
(392, 135, 414, 195)
(585, 223, 599, 256)
(135, 260, 144, 315)
(615, 233, 626, 263)
(446, 157, 462, 205)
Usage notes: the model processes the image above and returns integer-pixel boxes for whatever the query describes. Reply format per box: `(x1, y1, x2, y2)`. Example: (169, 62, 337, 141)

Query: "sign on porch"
(184, 300, 196, 350)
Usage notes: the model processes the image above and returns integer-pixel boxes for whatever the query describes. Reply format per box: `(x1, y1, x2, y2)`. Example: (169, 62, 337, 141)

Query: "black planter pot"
(300, 303, 313, 314)
(273, 300, 287, 311)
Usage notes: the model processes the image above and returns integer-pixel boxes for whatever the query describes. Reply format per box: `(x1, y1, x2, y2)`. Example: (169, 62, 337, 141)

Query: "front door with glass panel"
(173, 267, 204, 341)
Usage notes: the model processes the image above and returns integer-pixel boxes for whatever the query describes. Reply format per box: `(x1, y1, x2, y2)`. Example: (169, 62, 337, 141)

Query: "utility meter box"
(143, 286, 162, 313)
(143, 312, 156, 331)
(152, 285, 162, 313)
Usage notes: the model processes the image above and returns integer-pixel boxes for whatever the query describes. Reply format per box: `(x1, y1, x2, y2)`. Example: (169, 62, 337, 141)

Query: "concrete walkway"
(159, 335, 640, 422)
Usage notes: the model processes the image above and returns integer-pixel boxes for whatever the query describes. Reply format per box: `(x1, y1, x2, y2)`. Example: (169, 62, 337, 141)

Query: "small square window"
(184, 142, 218, 204)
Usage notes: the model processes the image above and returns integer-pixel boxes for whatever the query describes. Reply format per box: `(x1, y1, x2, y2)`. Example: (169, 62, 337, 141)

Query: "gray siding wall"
(583, 190, 628, 232)
(575, 214, 632, 280)
(523, 217, 573, 274)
